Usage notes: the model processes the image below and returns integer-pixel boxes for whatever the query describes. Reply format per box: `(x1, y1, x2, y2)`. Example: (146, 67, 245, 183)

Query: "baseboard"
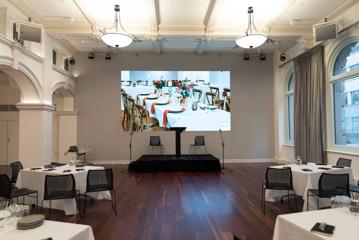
(91, 158, 276, 165)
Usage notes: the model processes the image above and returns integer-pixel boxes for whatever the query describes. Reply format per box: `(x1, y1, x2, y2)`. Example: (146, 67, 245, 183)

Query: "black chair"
(149, 136, 163, 154)
(42, 174, 80, 221)
(261, 167, 296, 214)
(307, 173, 350, 210)
(189, 136, 206, 154)
(0, 174, 38, 211)
(82, 169, 117, 218)
(336, 158, 352, 167)
(10, 161, 23, 184)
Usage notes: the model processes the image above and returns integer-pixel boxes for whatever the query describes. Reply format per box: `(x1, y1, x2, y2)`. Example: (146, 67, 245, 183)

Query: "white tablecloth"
(16, 165, 112, 215)
(138, 95, 230, 131)
(265, 164, 354, 211)
(0, 218, 94, 240)
(122, 85, 155, 100)
(273, 208, 359, 240)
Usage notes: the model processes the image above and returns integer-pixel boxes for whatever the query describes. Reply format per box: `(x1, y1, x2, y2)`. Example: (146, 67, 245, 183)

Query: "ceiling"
(7, 0, 358, 54)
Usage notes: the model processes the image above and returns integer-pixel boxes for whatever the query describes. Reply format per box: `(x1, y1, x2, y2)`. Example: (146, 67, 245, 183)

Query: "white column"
(57, 111, 78, 163)
(16, 103, 55, 168)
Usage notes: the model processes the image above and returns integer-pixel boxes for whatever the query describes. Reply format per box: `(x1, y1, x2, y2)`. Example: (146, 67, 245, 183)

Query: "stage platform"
(128, 154, 221, 172)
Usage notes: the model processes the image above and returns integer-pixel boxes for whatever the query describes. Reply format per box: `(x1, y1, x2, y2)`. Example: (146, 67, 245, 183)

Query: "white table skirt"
(265, 164, 354, 211)
(273, 208, 359, 240)
(0, 219, 95, 240)
(16, 165, 112, 215)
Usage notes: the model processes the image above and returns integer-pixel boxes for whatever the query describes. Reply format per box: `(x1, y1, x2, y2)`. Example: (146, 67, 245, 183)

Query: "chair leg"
(41, 200, 44, 214)
(48, 200, 52, 219)
(36, 192, 38, 214)
(287, 190, 290, 209)
(262, 187, 266, 214)
(293, 190, 297, 212)
(317, 196, 319, 210)
(112, 190, 117, 215)
(307, 194, 309, 211)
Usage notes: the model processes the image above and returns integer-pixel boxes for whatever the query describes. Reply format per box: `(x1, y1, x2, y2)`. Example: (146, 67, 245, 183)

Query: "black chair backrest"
(265, 167, 293, 190)
(86, 169, 113, 192)
(150, 136, 161, 146)
(68, 146, 79, 153)
(318, 173, 350, 198)
(336, 158, 352, 167)
(10, 161, 23, 183)
(0, 174, 12, 199)
(194, 136, 205, 146)
(44, 174, 76, 200)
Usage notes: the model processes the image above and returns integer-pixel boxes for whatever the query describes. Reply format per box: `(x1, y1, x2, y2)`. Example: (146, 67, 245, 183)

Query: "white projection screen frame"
(120, 70, 231, 132)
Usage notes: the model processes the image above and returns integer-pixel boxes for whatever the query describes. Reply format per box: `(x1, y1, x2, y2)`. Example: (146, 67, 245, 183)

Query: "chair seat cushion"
(11, 188, 37, 198)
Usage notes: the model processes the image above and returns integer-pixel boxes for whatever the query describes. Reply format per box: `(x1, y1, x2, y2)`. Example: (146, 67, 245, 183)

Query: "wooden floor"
(1, 163, 297, 240)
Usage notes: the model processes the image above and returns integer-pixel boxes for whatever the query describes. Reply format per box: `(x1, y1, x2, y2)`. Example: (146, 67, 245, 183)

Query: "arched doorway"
(52, 85, 77, 163)
(0, 70, 20, 165)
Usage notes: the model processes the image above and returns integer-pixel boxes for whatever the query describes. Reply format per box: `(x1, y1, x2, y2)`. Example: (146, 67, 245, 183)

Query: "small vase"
(180, 97, 187, 107)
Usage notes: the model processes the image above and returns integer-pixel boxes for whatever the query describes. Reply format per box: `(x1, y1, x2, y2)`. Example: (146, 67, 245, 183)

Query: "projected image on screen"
(120, 71, 231, 131)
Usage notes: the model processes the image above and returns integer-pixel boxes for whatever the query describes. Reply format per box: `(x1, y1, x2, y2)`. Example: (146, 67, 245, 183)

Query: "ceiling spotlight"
(69, 56, 75, 65)
(260, 53, 266, 61)
(105, 53, 111, 60)
(280, 53, 286, 62)
(243, 53, 250, 61)
(88, 52, 95, 59)
(236, 7, 268, 49)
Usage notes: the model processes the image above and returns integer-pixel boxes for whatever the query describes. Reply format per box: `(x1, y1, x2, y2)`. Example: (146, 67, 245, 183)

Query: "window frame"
(285, 70, 294, 145)
(327, 37, 359, 154)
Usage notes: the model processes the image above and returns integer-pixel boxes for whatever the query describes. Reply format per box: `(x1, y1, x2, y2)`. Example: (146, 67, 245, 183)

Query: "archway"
(52, 86, 77, 163)
(0, 64, 42, 103)
(0, 70, 21, 165)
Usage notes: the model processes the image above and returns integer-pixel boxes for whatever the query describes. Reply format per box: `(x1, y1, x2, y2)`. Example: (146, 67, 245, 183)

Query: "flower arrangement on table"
(177, 81, 195, 105)
(153, 80, 166, 89)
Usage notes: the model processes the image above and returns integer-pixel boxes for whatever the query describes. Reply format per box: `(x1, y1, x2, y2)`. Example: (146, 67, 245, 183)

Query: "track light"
(88, 52, 95, 59)
(243, 53, 250, 61)
(105, 53, 111, 60)
(69, 57, 75, 65)
(280, 53, 286, 62)
(260, 53, 266, 61)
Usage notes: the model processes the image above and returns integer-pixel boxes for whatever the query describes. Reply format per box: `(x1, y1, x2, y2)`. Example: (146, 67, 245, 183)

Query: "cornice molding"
(55, 110, 79, 116)
(16, 103, 56, 111)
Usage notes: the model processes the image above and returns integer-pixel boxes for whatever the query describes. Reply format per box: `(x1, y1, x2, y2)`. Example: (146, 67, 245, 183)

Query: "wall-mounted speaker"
(313, 21, 338, 42)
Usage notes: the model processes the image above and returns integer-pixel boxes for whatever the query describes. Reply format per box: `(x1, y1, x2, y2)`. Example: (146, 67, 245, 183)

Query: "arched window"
(331, 40, 359, 147)
(286, 73, 294, 143)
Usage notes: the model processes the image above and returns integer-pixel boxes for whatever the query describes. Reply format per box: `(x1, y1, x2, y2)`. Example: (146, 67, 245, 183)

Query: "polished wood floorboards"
(1, 163, 296, 240)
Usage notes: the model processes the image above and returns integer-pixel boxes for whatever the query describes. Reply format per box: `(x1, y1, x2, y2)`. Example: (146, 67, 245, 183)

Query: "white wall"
(273, 1, 359, 179)
(73, 52, 275, 162)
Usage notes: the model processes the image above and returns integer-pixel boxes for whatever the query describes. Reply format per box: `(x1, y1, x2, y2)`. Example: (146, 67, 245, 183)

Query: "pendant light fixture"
(101, 4, 135, 48)
(236, 7, 268, 49)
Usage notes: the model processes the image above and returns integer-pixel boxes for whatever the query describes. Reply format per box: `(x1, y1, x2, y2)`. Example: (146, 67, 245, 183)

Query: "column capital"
(16, 103, 56, 111)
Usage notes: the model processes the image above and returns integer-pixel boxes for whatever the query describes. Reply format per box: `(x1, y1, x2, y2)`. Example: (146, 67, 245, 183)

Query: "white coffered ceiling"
(7, 0, 358, 54)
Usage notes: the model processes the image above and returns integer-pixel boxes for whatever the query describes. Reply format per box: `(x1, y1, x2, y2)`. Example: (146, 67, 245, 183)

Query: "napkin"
(162, 108, 185, 126)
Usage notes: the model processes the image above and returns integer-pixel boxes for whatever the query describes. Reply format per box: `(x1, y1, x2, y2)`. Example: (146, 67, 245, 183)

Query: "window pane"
(334, 76, 359, 146)
(288, 95, 294, 141)
(333, 42, 359, 76)
(288, 74, 294, 92)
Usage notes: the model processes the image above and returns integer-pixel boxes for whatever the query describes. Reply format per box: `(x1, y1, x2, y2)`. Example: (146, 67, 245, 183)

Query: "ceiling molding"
(195, 38, 209, 55)
(55, 39, 80, 56)
(147, 0, 161, 35)
(8, 0, 44, 24)
(326, 0, 359, 19)
(152, 38, 162, 55)
(203, 0, 224, 32)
